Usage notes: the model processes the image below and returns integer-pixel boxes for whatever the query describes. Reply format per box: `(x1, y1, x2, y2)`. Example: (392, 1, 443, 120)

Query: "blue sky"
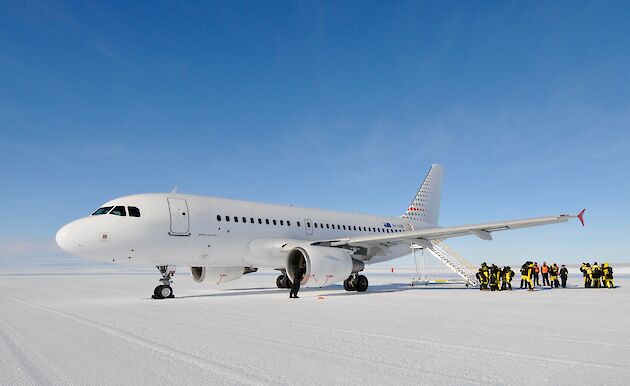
(1, 1, 629, 266)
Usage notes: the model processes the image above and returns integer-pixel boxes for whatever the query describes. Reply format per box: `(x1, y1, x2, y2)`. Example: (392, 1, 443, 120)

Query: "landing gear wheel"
(355, 275, 369, 292)
(276, 275, 292, 288)
(152, 265, 176, 299)
(343, 277, 355, 291)
(152, 285, 174, 299)
(153, 285, 164, 299)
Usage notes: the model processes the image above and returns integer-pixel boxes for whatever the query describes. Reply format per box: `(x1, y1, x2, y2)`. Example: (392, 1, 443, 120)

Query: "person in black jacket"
(290, 265, 306, 298)
(559, 265, 569, 288)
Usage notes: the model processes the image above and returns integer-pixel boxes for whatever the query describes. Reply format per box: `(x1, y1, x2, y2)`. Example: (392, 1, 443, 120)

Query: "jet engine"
(286, 245, 364, 287)
(190, 266, 245, 285)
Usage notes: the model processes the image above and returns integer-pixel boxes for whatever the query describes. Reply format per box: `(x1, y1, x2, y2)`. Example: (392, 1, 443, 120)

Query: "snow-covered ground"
(0, 267, 628, 385)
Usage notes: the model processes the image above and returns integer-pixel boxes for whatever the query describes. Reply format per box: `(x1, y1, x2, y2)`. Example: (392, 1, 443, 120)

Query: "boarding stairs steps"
(421, 239, 480, 287)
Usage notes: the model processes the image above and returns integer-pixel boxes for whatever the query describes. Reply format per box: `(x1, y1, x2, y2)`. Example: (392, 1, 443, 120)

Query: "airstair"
(411, 239, 479, 287)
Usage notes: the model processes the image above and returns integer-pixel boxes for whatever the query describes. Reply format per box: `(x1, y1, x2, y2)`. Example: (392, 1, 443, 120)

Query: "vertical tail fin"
(402, 164, 443, 225)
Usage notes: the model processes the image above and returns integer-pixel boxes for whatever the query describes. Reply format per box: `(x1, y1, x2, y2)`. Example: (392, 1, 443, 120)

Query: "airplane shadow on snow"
(172, 282, 474, 300)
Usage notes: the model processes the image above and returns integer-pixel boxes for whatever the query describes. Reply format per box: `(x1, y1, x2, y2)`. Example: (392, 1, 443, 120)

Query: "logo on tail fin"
(402, 164, 444, 225)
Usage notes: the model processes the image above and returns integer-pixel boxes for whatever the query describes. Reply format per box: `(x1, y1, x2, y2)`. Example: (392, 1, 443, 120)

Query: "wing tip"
(577, 208, 586, 226)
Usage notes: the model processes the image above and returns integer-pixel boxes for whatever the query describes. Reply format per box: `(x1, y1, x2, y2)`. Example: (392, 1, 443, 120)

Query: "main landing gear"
(152, 265, 176, 299)
(276, 272, 292, 289)
(344, 274, 369, 292)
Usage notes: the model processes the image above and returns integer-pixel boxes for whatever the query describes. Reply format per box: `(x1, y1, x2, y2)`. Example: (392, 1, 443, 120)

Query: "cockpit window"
(110, 206, 126, 216)
(128, 206, 141, 217)
(92, 206, 113, 215)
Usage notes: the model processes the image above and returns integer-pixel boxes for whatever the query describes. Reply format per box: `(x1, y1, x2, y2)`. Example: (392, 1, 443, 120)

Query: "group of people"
(475, 263, 515, 291)
(518, 262, 568, 291)
(580, 262, 615, 288)
(478, 261, 617, 291)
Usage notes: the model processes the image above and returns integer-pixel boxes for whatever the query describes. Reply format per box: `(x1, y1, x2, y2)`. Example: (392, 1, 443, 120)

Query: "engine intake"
(190, 266, 245, 285)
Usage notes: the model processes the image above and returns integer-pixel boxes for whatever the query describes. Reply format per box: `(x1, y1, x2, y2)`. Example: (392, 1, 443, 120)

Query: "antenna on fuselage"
(170, 186, 178, 194)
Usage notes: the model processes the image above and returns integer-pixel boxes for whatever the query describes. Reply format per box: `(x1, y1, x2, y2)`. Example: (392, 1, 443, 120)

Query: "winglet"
(577, 209, 586, 226)
(171, 186, 178, 194)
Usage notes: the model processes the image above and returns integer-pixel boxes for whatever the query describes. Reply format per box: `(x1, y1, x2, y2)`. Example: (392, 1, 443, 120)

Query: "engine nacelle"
(286, 246, 364, 288)
(190, 266, 244, 285)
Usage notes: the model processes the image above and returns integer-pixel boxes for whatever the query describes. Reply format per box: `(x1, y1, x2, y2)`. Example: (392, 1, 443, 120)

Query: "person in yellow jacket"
(602, 263, 615, 288)
(591, 262, 602, 288)
(580, 263, 590, 287)
(550, 263, 559, 288)
(502, 266, 515, 290)
(525, 261, 535, 291)
(584, 263, 593, 288)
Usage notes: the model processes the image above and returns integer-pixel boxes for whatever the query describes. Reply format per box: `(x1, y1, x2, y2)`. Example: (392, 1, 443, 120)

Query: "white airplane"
(56, 164, 585, 299)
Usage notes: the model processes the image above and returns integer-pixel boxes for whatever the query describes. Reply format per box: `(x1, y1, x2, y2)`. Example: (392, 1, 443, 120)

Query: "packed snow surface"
(0, 268, 628, 385)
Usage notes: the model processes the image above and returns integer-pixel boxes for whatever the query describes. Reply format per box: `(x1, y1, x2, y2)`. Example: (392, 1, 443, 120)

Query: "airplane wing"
(316, 210, 585, 249)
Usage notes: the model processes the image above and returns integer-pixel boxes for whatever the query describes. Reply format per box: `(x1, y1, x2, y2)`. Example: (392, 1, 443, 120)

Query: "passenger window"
(92, 206, 113, 215)
(110, 206, 126, 216)
(297, 221, 301, 227)
(242, 217, 246, 223)
(273, 219, 277, 225)
(234, 217, 239, 223)
(266, 219, 270, 225)
(314, 223, 318, 228)
(250, 218, 254, 223)
(217, 215, 222, 221)
(280, 220, 284, 226)
(320, 223, 323, 228)
(326, 224, 329, 229)
(287, 220, 291, 226)
(258, 218, 262, 224)
(128, 206, 141, 217)
(343, 225, 346, 230)
(226, 216, 230, 222)
(353, 226, 357, 231)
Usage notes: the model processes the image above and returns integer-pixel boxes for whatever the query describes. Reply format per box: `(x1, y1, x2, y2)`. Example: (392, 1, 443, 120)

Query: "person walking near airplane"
(559, 265, 568, 288)
(541, 262, 550, 286)
(533, 262, 540, 286)
(290, 264, 306, 298)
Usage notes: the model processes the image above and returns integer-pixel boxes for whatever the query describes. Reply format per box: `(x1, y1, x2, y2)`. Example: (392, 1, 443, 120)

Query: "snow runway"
(1, 270, 628, 385)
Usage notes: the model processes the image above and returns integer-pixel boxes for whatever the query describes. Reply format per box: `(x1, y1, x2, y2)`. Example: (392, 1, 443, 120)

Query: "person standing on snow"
(559, 265, 568, 288)
(591, 262, 602, 288)
(533, 262, 540, 286)
(602, 263, 615, 288)
(290, 264, 306, 298)
(550, 263, 560, 288)
(541, 262, 550, 286)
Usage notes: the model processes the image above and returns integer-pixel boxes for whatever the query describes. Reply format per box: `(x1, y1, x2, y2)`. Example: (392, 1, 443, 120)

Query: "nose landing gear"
(152, 265, 176, 299)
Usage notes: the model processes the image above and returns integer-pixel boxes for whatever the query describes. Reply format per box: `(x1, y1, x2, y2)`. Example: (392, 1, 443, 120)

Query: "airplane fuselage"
(56, 193, 426, 270)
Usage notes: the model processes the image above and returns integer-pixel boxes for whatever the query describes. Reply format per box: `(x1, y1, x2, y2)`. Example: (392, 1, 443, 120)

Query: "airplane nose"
(55, 221, 84, 255)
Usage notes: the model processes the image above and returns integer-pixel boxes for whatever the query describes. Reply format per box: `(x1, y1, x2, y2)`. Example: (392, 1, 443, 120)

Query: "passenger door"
(168, 197, 190, 236)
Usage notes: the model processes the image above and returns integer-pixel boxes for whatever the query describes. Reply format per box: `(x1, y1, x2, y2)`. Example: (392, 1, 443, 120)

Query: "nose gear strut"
(152, 265, 176, 299)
